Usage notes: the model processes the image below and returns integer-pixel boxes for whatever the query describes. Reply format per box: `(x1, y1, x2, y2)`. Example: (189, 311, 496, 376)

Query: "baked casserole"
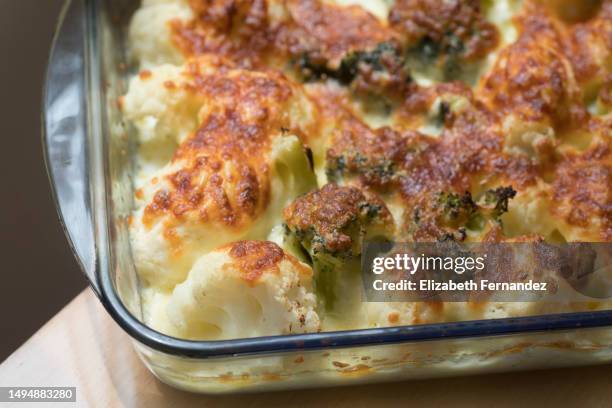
(120, 0, 612, 341)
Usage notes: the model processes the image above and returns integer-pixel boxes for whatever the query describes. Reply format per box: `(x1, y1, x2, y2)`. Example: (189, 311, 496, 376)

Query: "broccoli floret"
(438, 187, 516, 228)
(339, 42, 403, 81)
(325, 155, 348, 184)
(432, 191, 478, 238)
(325, 151, 399, 189)
(283, 184, 395, 312)
(392, 1, 499, 82)
(297, 42, 410, 93)
(438, 191, 478, 221)
(284, 184, 393, 257)
(411, 186, 516, 241)
(297, 53, 340, 82)
(361, 159, 397, 187)
(405, 33, 472, 81)
(480, 186, 517, 220)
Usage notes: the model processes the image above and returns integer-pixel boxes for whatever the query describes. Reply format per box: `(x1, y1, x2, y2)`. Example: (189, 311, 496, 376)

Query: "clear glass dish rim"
(83, 0, 612, 359)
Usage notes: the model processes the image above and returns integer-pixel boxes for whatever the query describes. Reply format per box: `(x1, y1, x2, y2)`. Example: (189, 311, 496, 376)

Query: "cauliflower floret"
(122, 58, 243, 164)
(128, 0, 192, 69)
(501, 182, 559, 240)
(131, 133, 316, 289)
(164, 241, 320, 340)
(503, 139, 612, 243)
(479, 2, 584, 131)
(122, 64, 202, 169)
(127, 57, 319, 289)
(501, 116, 556, 162)
(550, 141, 612, 242)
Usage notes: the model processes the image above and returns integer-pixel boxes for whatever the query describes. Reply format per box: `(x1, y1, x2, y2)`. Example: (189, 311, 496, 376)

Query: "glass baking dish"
(43, 0, 612, 394)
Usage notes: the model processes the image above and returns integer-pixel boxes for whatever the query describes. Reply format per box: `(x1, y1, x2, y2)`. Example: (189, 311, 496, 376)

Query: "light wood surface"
(1, 290, 611, 407)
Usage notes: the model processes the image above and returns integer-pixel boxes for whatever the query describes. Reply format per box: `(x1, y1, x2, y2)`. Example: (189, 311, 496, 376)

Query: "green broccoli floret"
(405, 33, 471, 81)
(282, 184, 395, 312)
(297, 42, 410, 89)
(438, 191, 478, 222)
(283, 184, 393, 257)
(392, 1, 499, 83)
(480, 186, 517, 220)
(339, 42, 403, 81)
(325, 155, 348, 184)
(296, 53, 339, 82)
(326, 152, 398, 188)
(411, 186, 517, 241)
(438, 186, 516, 227)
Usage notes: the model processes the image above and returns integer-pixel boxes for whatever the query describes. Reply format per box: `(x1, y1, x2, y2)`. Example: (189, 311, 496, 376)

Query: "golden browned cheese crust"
(126, 0, 612, 338)
(172, 0, 499, 63)
(170, 0, 398, 70)
(390, 0, 499, 61)
(138, 0, 612, 250)
(170, 0, 273, 68)
(553, 142, 612, 241)
(479, 2, 586, 129)
(309, 81, 539, 241)
(226, 240, 312, 284)
(278, 0, 397, 67)
(141, 57, 312, 232)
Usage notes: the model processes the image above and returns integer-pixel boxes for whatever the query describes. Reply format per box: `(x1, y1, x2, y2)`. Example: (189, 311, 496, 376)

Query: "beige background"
(0, 0, 86, 362)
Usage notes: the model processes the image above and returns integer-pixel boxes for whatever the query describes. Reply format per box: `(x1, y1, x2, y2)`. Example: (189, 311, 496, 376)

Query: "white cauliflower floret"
(122, 64, 202, 169)
(130, 133, 316, 289)
(501, 182, 559, 240)
(122, 59, 234, 162)
(127, 57, 319, 289)
(165, 241, 320, 340)
(128, 0, 192, 69)
(502, 115, 556, 162)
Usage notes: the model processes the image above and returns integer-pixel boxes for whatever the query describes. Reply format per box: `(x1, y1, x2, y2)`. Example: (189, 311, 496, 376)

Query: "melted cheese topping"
(125, 0, 612, 338)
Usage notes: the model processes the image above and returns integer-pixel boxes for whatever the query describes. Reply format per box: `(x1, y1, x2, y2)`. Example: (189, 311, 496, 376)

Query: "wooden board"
(1, 290, 611, 407)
